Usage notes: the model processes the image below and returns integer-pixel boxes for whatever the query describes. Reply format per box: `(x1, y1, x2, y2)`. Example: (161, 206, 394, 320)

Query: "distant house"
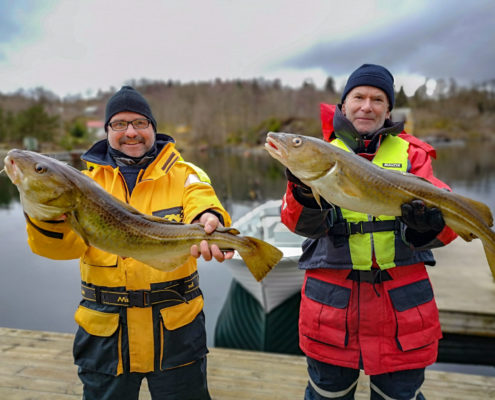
(84, 105, 99, 115)
(86, 120, 105, 139)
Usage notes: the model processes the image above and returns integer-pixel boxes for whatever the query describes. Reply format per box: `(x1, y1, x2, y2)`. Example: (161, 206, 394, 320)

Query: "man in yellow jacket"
(25, 86, 232, 399)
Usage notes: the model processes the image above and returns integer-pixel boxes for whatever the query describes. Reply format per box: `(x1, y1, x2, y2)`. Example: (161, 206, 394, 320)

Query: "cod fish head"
(265, 132, 334, 182)
(4, 149, 78, 220)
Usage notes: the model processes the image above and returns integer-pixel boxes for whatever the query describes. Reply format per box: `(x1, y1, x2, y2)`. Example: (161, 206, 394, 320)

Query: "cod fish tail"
(237, 237, 283, 282)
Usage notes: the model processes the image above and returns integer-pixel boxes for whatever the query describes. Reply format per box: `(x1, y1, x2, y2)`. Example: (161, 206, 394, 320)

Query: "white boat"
(227, 199, 305, 313)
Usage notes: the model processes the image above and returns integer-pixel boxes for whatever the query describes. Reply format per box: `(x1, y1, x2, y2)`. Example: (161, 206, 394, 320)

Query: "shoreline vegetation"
(0, 77, 494, 153)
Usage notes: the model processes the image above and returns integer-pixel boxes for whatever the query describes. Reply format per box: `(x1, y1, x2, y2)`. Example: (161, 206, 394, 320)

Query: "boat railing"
(233, 199, 304, 247)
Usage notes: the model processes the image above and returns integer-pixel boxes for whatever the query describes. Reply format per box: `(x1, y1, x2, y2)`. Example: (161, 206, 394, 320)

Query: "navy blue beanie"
(105, 86, 157, 131)
(341, 64, 395, 110)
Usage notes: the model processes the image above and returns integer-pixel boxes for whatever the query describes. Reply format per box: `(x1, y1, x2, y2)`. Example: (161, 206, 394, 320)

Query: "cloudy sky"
(1, 0, 493, 98)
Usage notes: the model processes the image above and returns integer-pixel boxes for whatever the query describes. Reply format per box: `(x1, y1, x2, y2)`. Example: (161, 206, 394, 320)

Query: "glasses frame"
(108, 118, 151, 131)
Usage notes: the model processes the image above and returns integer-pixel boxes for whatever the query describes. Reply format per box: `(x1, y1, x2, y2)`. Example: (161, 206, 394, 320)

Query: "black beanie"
(341, 64, 395, 110)
(105, 86, 157, 131)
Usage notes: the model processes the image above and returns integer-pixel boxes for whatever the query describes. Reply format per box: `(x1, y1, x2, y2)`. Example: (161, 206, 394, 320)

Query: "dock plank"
(1, 328, 495, 399)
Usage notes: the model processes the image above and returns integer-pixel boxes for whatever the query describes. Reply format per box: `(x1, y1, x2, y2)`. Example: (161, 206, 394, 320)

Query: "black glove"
(285, 168, 313, 195)
(285, 168, 308, 188)
(400, 200, 445, 233)
(285, 168, 323, 208)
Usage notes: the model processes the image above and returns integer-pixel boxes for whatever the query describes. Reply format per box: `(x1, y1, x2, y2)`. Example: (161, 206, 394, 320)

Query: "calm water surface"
(1, 141, 494, 375)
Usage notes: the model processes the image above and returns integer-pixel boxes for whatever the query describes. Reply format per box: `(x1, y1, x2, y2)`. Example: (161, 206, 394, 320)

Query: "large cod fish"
(3, 149, 282, 281)
(265, 132, 495, 279)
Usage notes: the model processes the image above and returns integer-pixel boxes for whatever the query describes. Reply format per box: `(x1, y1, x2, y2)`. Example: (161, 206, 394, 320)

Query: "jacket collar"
(333, 105, 404, 153)
(82, 133, 175, 167)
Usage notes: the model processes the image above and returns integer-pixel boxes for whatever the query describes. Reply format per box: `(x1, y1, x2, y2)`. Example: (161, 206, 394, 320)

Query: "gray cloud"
(279, 0, 495, 84)
(0, 1, 51, 45)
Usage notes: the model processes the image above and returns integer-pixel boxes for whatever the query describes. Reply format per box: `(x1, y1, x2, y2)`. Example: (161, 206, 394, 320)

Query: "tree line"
(1, 77, 494, 151)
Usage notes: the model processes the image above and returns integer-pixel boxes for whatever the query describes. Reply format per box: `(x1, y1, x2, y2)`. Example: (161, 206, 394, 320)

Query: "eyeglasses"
(108, 118, 151, 131)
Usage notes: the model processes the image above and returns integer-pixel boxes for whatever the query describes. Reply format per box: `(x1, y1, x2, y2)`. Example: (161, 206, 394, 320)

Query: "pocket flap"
(388, 279, 434, 312)
(74, 305, 120, 337)
(160, 296, 204, 331)
(305, 277, 351, 309)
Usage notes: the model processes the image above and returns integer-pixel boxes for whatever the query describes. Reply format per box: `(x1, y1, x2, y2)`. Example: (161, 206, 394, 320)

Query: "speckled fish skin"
(4, 149, 282, 281)
(265, 131, 495, 279)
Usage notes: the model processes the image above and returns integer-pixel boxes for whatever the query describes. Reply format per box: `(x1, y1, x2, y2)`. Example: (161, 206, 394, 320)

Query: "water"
(1, 141, 494, 377)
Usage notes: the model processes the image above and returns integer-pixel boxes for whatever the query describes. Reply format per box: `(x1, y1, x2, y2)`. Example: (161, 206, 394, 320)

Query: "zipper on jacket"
(115, 169, 130, 203)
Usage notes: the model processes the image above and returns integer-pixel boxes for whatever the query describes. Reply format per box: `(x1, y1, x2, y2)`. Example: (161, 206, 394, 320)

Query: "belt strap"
(347, 269, 392, 284)
(329, 219, 400, 236)
(81, 272, 201, 308)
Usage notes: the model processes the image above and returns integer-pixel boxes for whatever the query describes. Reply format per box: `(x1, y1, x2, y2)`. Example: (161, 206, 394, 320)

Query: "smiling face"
(342, 86, 390, 135)
(107, 111, 155, 157)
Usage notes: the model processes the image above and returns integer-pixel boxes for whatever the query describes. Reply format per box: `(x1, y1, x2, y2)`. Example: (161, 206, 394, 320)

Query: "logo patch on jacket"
(153, 207, 184, 222)
(382, 163, 402, 168)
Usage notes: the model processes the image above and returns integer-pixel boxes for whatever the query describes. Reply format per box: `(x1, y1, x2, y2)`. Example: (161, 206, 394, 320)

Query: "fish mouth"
(3, 155, 21, 185)
(264, 132, 288, 160)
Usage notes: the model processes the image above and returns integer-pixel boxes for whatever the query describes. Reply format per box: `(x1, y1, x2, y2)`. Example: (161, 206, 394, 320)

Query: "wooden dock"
(431, 238, 495, 338)
(1, 327, 494, 400)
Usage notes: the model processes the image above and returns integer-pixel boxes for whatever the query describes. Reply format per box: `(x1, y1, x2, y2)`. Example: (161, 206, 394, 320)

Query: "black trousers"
(79, 356, 211, 400)
(305, 356, 426, 400)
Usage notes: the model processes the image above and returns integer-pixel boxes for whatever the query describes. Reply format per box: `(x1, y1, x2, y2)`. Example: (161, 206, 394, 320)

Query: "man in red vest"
(281, 64, 457, 399)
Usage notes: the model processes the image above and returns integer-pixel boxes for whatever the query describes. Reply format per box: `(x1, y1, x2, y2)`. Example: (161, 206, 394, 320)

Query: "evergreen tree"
(16, 103, 60, 142)
(395, 86, 409, 108)
(324, 77, 336, 94)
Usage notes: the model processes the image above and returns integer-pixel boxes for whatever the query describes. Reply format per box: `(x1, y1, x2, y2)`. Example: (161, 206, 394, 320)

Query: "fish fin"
(110, 198, 186, 225)
(388, 169, 435, 185)
(451, 193, 494, 227)
(312, 189, 323, 208)
(237, 237, 283, 281)
(67, 212, 90, 246)
(144, 254, 191, 272)
(481, 235, 495, 281)
(455, 229, 477, 242)
(215, 226, 241, 235)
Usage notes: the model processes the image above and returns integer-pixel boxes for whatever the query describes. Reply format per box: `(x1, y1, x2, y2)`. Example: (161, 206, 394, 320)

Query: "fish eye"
(34, 163, 47, 174)
(292, 137, 303, 147)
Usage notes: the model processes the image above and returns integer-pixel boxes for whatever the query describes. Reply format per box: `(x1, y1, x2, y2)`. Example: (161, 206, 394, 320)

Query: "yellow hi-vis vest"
(331, 135, 409, 270)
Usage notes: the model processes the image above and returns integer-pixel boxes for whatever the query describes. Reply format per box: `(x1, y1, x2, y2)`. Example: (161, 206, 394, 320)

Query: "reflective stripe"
(370, 381, 421, 400)
(178, 161, 212, 184)
(185, 174, 201, 187)
(308, 375, 358, 399)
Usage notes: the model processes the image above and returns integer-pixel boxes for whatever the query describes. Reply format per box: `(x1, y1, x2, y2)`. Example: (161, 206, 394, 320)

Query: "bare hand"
(190, 212, 235, 262)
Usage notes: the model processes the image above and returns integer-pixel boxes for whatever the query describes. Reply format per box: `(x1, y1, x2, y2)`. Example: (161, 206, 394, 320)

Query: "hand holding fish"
(400, 200, 445, 233)
(190, 212, 235, 262)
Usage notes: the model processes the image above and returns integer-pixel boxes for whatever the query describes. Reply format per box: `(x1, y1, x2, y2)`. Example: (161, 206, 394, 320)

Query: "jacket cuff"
(401, 223, 450, 249)
(193, 209, 224, 226)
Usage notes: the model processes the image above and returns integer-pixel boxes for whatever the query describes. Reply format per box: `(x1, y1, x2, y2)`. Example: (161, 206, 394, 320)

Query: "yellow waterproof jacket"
(25, 135, 231, 374)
